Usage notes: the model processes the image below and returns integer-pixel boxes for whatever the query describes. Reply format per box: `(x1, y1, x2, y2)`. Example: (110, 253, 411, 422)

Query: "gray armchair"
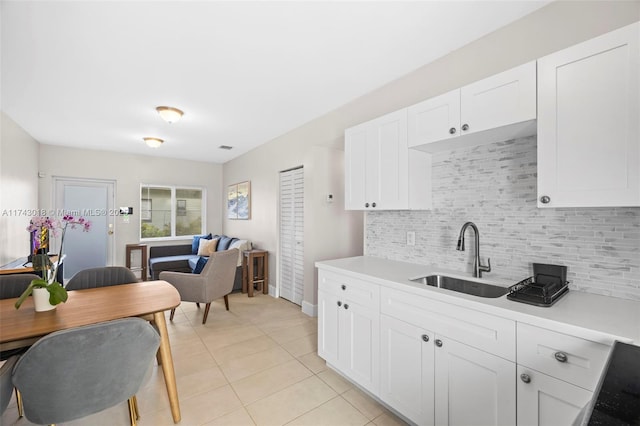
(11, 318, 159, 426)
(160, 248, 238, 324)
(65, 266, 138, 291)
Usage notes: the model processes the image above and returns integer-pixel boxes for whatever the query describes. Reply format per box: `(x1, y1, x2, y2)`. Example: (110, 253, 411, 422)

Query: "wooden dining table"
(0, 280, 182, 423)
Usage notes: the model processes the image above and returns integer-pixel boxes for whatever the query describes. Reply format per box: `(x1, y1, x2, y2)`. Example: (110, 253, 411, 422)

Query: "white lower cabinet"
(380, 315, 516, 426)
(317, 272, 380, 394)
(380, 315, 435, 425)
(517, 366, 593, 426)
(317, 268, 615, 426)
(434, 337, 516, 426)
(515, 323, 611, 426)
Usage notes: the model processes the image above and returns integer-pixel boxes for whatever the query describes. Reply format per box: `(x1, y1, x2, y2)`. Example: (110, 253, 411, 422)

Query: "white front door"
(54, 177, 115, 280)
(278, 167, 304, 305)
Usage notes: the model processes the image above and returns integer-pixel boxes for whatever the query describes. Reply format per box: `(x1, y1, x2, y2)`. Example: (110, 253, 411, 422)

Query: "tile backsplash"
(365, 136, 640, 301)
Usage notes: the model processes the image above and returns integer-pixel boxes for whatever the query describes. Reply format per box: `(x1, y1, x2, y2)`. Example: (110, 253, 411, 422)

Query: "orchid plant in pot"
(15, 215, 92, 311)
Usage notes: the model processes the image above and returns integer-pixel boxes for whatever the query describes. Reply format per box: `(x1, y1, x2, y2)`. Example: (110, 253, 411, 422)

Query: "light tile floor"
(2, 293, 408, 426)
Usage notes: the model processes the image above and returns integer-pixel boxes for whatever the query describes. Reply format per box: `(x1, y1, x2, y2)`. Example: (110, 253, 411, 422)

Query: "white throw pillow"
(197, 238, 218, 256)
(229, 239, 252, 266)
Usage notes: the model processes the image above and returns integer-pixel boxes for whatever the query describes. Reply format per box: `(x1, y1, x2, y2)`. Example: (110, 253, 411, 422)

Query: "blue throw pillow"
(192, 256, 208, 274)
(191, 234, 212, 254)
(217, 235, 236, 251)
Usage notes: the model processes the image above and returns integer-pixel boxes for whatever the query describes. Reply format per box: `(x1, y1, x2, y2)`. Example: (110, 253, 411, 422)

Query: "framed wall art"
(227, 181, 251, 220)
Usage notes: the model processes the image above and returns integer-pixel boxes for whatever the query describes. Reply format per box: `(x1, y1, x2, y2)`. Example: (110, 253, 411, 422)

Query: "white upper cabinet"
(409, 61, 537, 152)
(345, 109, 432, 211)
(537, 22, 640, 208)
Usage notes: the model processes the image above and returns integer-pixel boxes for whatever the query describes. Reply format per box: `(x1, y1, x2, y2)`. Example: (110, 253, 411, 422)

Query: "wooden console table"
(242, 250, 268, 297)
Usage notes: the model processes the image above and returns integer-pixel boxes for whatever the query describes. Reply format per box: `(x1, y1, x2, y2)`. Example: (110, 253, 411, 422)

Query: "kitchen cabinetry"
(380, 286, 516, 425)
(408, 61, 536, 152)
(345, 109, 431, 211)
(317, 271, 380, 393)
(516, 323, 612, 425)
(316, 258, 638, 426)
(517, 365, 593, 426)
(434, 337, 516, 426)
(380, 313, 516, 426)
(537, 22, 640, 207)
(380, 315, 434, 425)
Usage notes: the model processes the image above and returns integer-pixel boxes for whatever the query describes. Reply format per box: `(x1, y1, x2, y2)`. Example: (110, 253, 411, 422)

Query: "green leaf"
(47, 282, 68, 305)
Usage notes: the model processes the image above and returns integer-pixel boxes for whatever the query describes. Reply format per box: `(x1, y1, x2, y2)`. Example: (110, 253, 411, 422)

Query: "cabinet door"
(517, 366, 593, 426)
(371, 109, 409, 210)
(380, 315, 434, 426)
(537, 22, 640, 207)
(344, 122, 369, 210)
(344, 109, 409, 210)
(408, 89, 460, 147)
(434, 337, 516, 426)
(339, 299, 380, 394)
(317, 290, 340, 366)
(461, 61, 536, 136)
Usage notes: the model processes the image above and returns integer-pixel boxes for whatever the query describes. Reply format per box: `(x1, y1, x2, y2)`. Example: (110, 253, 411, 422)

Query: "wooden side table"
(125, 244, 147, 281)
(242, 250, 268, 297)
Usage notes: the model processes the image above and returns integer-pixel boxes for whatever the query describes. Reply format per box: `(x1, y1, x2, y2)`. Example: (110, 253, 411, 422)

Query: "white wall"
(38, 144, 223, 267)
(222, 136, 364, 312)
(222, 0, 640, 310)
(0, 112, 39, 265)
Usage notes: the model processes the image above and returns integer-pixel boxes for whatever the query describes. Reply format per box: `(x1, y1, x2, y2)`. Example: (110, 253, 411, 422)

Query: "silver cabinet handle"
(461, 124, 469, 131)
(337, 301, 342, 307)
(365, 203, 369, 208)
(344, 304, 349, 310)
(554, 352, 568, 363)
(540, 195, 551, 204)
(421, 334, 429, 342)
(371, 202, 376, 208)
(435, 339, 443, 347)
(520, 373, 531, 384)
(341, 285, 346, 291)
(449, 127, 456, 135)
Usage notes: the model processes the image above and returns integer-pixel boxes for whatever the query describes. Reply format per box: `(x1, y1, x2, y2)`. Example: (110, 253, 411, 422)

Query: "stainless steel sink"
(410, 275, 508, 298)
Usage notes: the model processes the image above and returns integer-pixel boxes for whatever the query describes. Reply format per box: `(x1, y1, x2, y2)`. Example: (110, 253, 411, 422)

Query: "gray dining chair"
(0, 355, 19, 417)
(65, 266, 138, 291)
(0, 273, 41, 300)
(12, 317, 160, 426)
(160, 248, 238, 324)
(0, 273, 41, 419)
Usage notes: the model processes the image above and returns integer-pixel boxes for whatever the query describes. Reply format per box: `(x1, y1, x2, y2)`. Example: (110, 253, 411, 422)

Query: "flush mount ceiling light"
(143, 137, 164, 148)
(156, 106, 184, 123)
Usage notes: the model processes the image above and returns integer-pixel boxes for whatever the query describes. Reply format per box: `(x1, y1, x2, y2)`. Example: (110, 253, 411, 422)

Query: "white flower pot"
(33, 287, 56, 312)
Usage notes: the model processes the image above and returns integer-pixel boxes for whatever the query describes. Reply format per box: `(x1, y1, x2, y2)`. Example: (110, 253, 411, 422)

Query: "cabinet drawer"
(318, 270, 380, 309)
(517, 323, 611, 391)
(381, 287, 515, 361)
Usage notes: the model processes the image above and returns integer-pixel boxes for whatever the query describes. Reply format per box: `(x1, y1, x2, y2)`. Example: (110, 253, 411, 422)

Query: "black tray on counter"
(507, 276, 569, 307)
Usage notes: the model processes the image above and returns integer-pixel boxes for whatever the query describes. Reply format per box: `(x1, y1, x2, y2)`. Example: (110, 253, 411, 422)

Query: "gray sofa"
(148, 235, 251, 292)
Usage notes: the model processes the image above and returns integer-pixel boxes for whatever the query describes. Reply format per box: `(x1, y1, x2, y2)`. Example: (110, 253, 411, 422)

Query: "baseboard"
(301, 301, 317, 317)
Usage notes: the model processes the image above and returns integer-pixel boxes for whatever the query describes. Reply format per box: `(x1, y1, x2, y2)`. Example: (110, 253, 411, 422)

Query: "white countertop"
(316, 256, 640, 345)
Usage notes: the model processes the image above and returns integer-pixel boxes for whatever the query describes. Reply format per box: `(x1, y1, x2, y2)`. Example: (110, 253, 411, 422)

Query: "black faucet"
(457, 222, 491, 278)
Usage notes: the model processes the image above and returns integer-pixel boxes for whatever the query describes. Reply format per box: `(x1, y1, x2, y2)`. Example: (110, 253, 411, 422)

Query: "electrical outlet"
(407, 231, 415, 246)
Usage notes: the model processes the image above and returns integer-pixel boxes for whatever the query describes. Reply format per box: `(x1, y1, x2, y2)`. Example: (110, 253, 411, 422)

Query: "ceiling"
(1, 1, 549, 164)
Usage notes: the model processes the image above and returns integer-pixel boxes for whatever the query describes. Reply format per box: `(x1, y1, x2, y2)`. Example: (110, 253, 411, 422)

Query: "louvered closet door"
(279, 167, 304, 305)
